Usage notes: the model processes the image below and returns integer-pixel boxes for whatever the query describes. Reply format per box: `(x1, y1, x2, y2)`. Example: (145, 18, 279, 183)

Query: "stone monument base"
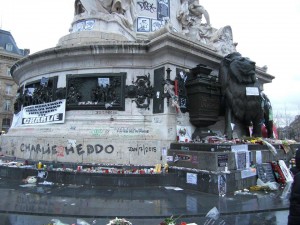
(0, 161, 254, 195)
(1, 139, 297, 196)
(167, 142, 298, 194)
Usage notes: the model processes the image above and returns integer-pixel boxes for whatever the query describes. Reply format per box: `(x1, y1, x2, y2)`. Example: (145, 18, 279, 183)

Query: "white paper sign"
(246, 87, 259, 96)
(278, 160, 294, 182)
(162, 147, 167, 156)
(231, 145, 248, 152)
(231, 145, 250, 170)
(186, 173, 197, 185)
(256, 151, 262, 164)
(12, 100, 66, 127)
(98, 78, 110, 87)
(241, 169, 257, 178)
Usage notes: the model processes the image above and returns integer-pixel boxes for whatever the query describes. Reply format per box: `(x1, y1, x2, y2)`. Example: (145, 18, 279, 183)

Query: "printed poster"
(231, 145, 250, 170)
(176, 126, 192, 143)
(12, 100, 66, 127)
(218, 174, 227, 196)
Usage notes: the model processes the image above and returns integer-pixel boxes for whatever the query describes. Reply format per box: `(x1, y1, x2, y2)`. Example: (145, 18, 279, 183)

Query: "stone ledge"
(0, 163, 257, 195)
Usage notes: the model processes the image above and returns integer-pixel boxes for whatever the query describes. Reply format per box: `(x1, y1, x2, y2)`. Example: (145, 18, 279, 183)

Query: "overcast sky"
(201, 0, 300, 126)
(1, 0, 300, 126)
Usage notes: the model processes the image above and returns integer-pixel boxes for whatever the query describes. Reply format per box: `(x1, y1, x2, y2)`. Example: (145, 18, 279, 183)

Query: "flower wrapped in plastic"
(106, 217, 132, 225)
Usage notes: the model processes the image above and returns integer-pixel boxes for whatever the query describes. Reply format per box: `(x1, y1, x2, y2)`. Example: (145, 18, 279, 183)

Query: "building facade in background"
(0, 29, 29, 133)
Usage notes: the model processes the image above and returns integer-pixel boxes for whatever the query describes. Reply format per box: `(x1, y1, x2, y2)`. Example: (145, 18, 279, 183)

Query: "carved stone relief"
(176, 0, 237, 56)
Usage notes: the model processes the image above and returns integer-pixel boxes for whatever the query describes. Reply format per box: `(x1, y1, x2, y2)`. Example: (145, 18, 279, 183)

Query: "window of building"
(5, 84, 12, 95)
(5, 43, 13, 52)
(2, 118, 10, 126)
(4, 100, 11, 111)
(2, 118, 11, 133)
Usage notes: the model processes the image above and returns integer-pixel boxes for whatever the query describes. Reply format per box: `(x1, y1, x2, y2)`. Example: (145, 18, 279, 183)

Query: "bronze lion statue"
(219, 52, 263, 139)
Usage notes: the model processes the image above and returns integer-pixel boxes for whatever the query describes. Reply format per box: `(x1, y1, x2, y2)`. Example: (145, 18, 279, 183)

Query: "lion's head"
(225, 52, 256, 84)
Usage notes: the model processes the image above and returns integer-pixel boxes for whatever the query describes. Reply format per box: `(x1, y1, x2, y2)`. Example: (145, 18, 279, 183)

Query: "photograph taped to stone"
(85, 20, 95, 30)
(218, 174, 226, 196)
(151, 19, 163, 31)
(137, 17, 150, 32)
(186, 172, 197, 185)
(157, 0, 169, 20)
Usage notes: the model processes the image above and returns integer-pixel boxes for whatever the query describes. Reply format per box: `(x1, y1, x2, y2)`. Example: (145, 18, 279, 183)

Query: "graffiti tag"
(20, 143, 114, 156)
(128, 145, 157, 155)
(137, 0, 157, 13)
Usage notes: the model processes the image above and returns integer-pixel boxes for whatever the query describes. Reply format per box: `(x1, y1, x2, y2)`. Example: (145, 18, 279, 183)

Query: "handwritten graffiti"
(153, 117, 162, 123)
(95, 110, 117, 115)
(128, 145, 157, 155)
(70, 126, 76, 130)
(86, 144, 114, 154)
(116, 127, 149, 134)
(91, 129, 110, 136)
(70, 110, 117, 116)
(137, 0, 156, 13)
(20, 143, 114, 156)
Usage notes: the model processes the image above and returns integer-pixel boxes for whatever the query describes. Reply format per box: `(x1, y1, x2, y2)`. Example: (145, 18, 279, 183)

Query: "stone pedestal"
(1, 0, 275, 169)
(167, 142, 299, 194)
(2, 32, 222, 166)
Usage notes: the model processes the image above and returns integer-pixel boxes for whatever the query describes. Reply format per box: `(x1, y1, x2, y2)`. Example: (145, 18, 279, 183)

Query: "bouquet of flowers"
(106, 217, 132, 225)
(160, 216, 188, 225)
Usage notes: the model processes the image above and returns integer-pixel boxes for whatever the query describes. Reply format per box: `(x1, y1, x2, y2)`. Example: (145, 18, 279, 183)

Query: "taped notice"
(186, 173, 197, 185)
(246, 87, 259, 96)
